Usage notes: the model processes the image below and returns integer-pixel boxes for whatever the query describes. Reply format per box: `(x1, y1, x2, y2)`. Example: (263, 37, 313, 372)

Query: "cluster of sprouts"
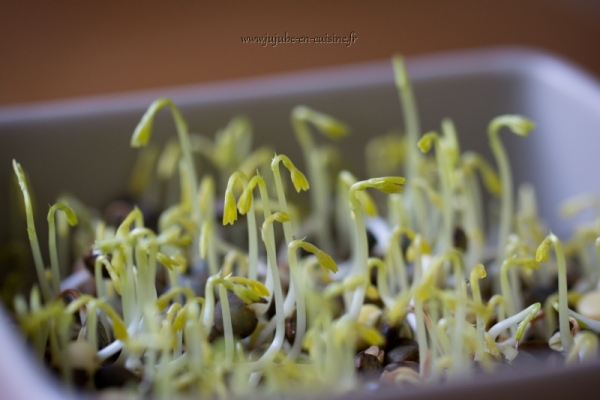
(6, 55, 600, 399)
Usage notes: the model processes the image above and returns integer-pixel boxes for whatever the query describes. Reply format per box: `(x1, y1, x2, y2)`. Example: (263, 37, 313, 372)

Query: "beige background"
(1, 0, 599, 106)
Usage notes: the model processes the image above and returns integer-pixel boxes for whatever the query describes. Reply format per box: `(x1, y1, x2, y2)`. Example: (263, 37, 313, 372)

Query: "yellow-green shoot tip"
(49, 203, 78, 226)
(222, 190, 238, 226)
(489, 115, 536, 138)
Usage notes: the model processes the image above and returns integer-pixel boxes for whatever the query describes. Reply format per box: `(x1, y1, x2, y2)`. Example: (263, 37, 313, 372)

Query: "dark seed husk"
(453, 227, 468, 252)
(385, 339, 419, 364)
(94, 365, 140, 390)
(285, 314, 297, 344)
(383, 360, 419, 373)
(355, 352, 383, 378)
(213, 291, 258, 339)
(78, 320, 111, 350)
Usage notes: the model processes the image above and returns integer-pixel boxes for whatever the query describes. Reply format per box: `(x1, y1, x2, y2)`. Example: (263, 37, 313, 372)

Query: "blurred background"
(1, 0, 600, 106)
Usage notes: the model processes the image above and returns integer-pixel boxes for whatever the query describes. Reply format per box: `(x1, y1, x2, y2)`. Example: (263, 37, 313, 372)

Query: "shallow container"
(1, 47, 600, 399)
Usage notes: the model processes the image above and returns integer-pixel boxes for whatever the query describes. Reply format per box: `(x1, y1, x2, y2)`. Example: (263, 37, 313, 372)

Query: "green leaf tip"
(489, 115, 536, 138)
(392, 54, 409, 89)
(272, 154, 310, 192)
(49, 203, 78, 226)
(417, 132, 438, 153)
(131, 98, 188, 148)
(222, 190, 238, 226)
(291, 105, 350, 139)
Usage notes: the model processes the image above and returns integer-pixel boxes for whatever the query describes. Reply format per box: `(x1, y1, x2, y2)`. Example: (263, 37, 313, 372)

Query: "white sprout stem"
(226, 172, 258, 280)
(434, 145, 453, 252)
(135, 245, 151, 314)
(170, 104, 200, 228)
(271, 159, 298, 313)
(258, 223, 286, 360)
(566, 306, 600, 333)
(87, 303, 98, 352)
(413, 235, 424, 284)
(293, 118, 332, 254)
(121, 247, 137, 327)
(369, 258, 395, 308)
(414, 296, 429, 377)
(13, 161, 52, 303)
(98, 339, 123, 362)
(548, 234, 574, 353)
(201, 276, 219, 331)
(499, 258, 535, 336)
(411, 182, 428, 239)
(247, 202, 258, 281)
(488, 302, 540, 341)
(57, 313, 73, 386)
(271, 160, 295, 245)
(388, 229, 409, 293)
(310, 151, 333, 254)
(48, 206, 62, 295)
(566, 331, 599, 365)
(245, 176, 275, 293)
(393, 55, 421, 182)
(336, 174, 358, 262)
(185, 323, 203, 376)
(346, 197, 369, 320)
(219, 285, 234, 365)
(490, 127, 514, 262)
(460, 173, 485, 267)
(285, 247, 306, 361)
(470, 271, 486, 361)
(450, 282, 468, 380)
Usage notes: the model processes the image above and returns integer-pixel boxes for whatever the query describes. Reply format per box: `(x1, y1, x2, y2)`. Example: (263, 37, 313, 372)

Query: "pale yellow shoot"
(199, 221, 213, 259)
(156, 286, 197, 310)
(228, 276, 270, 297)
(292, 106, 350, 139)
(223, 188, 238, 226)
(271, 154, 310, 192)
(48, 203, 78, 226)
(198, 176, 215, 216)
(489, 115, 535, 139)
(462, 152, 502, 195)
(261, 212, 290, 242)
(292, 239, 338, 273)
(324, 275, 368, 299)
(238, 173, 264, 215)
(157, 139, 181, 181)
(334, 320, 385, 347)
(131, 98, 187, 147)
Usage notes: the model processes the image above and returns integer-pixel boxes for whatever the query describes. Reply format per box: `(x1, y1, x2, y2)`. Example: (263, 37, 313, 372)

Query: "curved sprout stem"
(346, 177, 405, 319)
(48, 203, 78, 295)
(470, 264, 487, 361)
(488, 115, 535, 260)
(418, 131, 454, 252)
(392, 55, 421, 182)
(248, 212, 289, 385)
(286, 239, 337, 361)
(12, 160, 52, 303)
(219, 285, 235, 365)
(291, 106, 349, 254)
(537, 233, 574, 353)
(499, 257, 539, 329)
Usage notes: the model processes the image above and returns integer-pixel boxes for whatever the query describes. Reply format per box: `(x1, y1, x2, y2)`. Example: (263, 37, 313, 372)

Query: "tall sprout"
(47, 203, 78, 295)
(12, 160, 52, 303)
(346, 177, 406, 319)
(291, 106, 349, 254)
(537, 233, 574, 352)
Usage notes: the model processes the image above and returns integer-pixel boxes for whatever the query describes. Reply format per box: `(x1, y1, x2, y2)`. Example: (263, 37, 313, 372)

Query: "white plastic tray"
(2, 47, 600, 399)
